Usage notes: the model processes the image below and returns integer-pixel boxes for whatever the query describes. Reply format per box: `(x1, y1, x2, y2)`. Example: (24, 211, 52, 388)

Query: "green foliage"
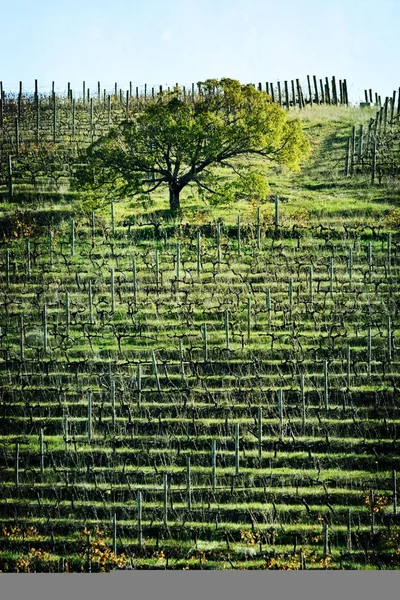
(207, 170, 270, 206)
(73, 78, 309, 212)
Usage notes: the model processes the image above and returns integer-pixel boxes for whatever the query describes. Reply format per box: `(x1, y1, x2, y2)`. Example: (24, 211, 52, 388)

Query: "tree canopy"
(74, 78, 310, 212)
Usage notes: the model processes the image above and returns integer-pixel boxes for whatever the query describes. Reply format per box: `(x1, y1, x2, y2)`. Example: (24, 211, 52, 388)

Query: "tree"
(73, 78, 309, 213)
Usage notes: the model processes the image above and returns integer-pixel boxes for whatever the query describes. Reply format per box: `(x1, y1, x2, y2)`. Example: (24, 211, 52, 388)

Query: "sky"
(1, 0, 399, 103)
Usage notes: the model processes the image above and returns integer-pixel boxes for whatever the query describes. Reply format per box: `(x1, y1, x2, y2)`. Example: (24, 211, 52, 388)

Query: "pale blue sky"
(1, 0, 399, 102)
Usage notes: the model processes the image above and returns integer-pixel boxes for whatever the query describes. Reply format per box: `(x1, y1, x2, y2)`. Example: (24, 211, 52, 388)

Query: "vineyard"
(0, 78, 400, 571)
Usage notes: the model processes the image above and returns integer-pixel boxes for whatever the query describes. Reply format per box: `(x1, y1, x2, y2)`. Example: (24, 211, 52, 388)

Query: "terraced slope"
(1, 96, 400, 570)
(0, 208, 399, 570)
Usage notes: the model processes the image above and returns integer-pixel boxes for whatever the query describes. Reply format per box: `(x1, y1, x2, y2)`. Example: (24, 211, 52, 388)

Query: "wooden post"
(26, 240, 30, 277)
(111, 378, 116, 429)
(176, 242, 180, 281)
(367, 241, 372, 271)
(70, 220, 75, 256)
(387, 315, 392, 362)
(348, 248, 353, 288)
(18, 81, 22, 119)
(237, 215, 241, 255)
(278, 389, 283, 436)
(91, 212, 95, 245)
(347, 345, 351, 389)
(89, 97, 94, 140)
(216, 223, 221, 268)
(256, 207, 261, 249)
(152, 351, 161, 392)
(319, 79, 325, 104)
(331, 76, 337, 105)
(71, 98, 75, 140)
(347, 509, 352, 553)
(112, 513, 117, 556)
(277, 81, 282, 106)
(178, 338, 185, 381)
(307, 75, 313, 107)
(111, 200, 115, 236)
(88, 392, 92, 443)
(235, 422, 239, 476)
(197, 230, 201, 276)
(370, 489, 375, 534)
(371, 137, 377, 184)
(325, 77, 331, 104)
(297, 375, 304, 432)
(274, 195, 279, 231)
(211, 440, 216, 492)
(323, 361, 329, 410)
(296, 79, 302, 109)
(186, 457, 192, 510)
(52, 91, 56, 143)
(110, 268, 115, 312)
(313, 75, 319, 105)
(247, 297, 251, 341)
(266, 288, 271, 329)
(39, 428, 44, 476)
(15, 118, 19, 155)
(155, 249, 160, 288)
(323, 523, 329, 558)
(224, 310, 229, 350)
(63, 412, 69, 452)
(350, 126, 356, 175)
(344, 138, 351, 177)
(43, 305, 47, 353)
(5, 248, 10, 287)
(136, 363, 142, 407)
(288, 278, 293, 314)
(87, 534, 91, 573)
(284, 81, 289, 110)
(132, 258, 138, 304)
(163, 472, 168, 527)
(291, 80, 296, 107)
(20, 315, 24, 361)
(65, 293, 70, 336)
(390, 90, 396, 125)
(270, 83, 275, 103)
(7, 155, 13, 199)
(202, 323, 208, 362)
(343, 79, 349, 105)
(15, 443, 19, 489)
(49, 230, 53, 267)
(137, 491, 143, 548)
(367, 327, 372, 378)
(358, 124, 364, 159)
(383, 97, 389, 133)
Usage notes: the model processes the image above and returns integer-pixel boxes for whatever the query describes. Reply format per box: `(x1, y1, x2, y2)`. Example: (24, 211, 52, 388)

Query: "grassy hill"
(0, 95, 399, 571)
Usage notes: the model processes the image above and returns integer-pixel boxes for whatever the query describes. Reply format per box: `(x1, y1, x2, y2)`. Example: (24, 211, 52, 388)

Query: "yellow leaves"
(15, 557, 31, 573)
(78, 527, 128, 572)
(365, 493, 390, 514)
(384, 208, 400, 229)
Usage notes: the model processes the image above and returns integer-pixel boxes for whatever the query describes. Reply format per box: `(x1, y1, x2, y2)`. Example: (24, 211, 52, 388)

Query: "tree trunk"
(169, 184, 181, 213)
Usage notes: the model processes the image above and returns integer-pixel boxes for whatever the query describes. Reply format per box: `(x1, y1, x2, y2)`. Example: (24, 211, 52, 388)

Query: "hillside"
(0, 89, 399, 571)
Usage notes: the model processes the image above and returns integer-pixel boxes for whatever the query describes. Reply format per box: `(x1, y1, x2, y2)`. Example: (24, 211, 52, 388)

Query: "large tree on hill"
(73, 78, 309, 212)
